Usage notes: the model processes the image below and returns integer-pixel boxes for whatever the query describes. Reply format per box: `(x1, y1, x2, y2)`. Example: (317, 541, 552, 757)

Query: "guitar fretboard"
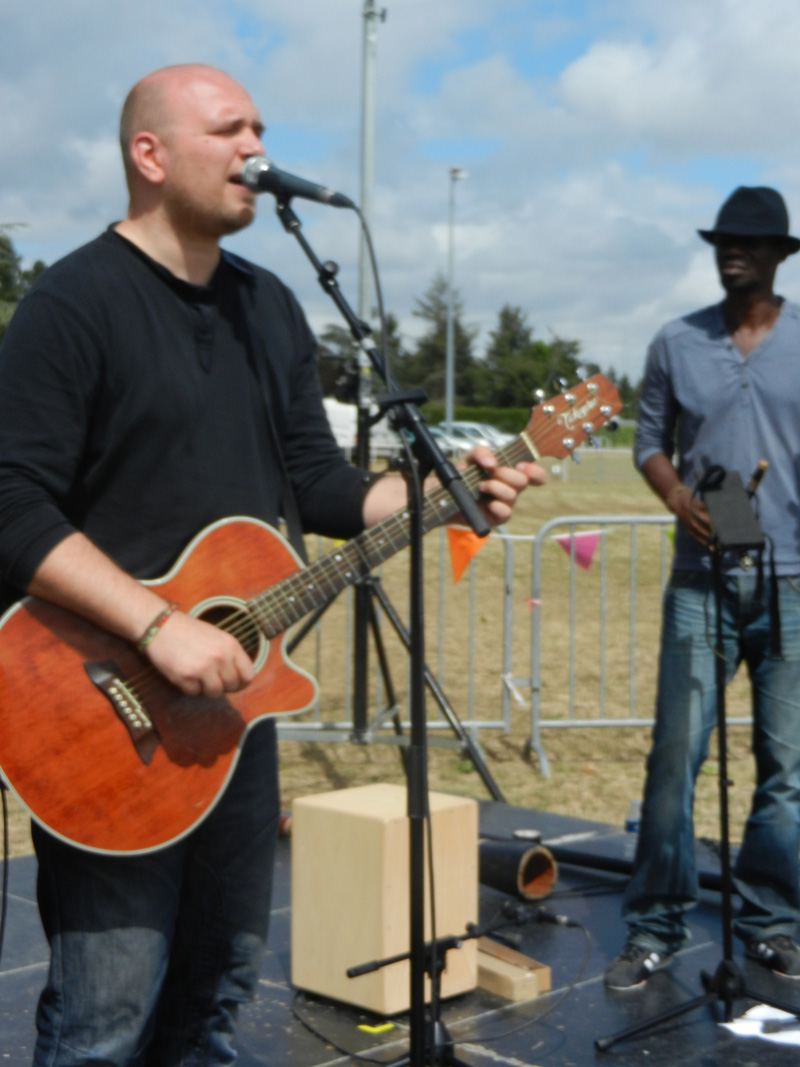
(247, 436, 532, 639)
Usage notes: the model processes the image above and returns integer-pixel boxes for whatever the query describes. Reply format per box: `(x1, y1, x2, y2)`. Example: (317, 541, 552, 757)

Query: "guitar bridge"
(84, 660, 159, 765)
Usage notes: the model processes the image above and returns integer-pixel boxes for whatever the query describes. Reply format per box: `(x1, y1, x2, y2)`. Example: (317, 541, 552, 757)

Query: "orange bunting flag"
(553, 530, 603, 570)
(446, 527, 490, 583)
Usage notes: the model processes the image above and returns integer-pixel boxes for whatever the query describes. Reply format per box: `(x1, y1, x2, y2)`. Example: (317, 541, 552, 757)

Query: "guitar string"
(118, 492, 453, 705)
(97, 396, 605, 710)
(109, 446, 507, 707)
(98, 434, 549, 707)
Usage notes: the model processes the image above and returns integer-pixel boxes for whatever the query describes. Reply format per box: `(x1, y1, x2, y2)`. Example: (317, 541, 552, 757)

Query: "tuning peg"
(570, 450, 582, 464)
(576, 366, 588, 381)
(556, 376, 569, 390)
(533, 388, 546, 404)
(586, 381, 598, 395)
(563, 392, 576, 406)
(605, 417, 620, 432)
(581, 421, 596, 435)
(542, 403, 555, 416)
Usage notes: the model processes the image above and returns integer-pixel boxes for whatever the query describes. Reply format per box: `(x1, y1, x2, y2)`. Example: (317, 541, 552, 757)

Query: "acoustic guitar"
(0, 375, 620, 854)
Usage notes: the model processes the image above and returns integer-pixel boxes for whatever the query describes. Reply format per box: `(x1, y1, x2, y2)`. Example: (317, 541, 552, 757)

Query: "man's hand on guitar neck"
(461, 445, 547, 525)
(362, 444, 547, 528)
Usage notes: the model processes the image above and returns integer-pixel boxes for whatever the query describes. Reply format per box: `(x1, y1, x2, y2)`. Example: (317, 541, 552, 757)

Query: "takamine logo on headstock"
(523, 374, 621, 461)
(557, 392, 604, 432)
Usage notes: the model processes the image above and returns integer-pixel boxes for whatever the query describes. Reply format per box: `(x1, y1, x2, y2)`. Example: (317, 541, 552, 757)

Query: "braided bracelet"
(137, 601, 178, 653)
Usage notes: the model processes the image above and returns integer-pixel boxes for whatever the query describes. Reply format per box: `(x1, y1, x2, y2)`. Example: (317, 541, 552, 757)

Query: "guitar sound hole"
(197, 605, 262, 662)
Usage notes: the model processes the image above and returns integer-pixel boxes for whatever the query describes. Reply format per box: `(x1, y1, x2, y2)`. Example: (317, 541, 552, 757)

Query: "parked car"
(449, 421, 515, 448)
(429, 425, 464, 456)
(479, 422, 516, 447)
(435, 424, 491, 451)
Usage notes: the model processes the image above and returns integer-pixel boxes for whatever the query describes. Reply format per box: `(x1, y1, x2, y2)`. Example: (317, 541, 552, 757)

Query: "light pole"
(358, 0, 386, 324)
(445, 166, 467, 432)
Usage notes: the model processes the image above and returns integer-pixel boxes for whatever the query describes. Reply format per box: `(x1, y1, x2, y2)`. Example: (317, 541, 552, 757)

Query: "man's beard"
(167, 189, 256, 241)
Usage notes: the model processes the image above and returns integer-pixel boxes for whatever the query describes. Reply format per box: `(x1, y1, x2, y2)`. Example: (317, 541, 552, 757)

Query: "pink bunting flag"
(553, 530, 603, 570)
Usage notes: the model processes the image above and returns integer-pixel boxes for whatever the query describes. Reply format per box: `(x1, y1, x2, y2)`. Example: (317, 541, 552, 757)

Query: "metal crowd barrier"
(525, 515, 673, 776)
(275, 498, 757, 776)
(275, 526, 515, 750)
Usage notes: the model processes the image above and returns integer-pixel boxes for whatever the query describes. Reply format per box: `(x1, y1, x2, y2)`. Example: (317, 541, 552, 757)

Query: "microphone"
(746, 459, 769, 498)
(240, 156, 355, 209)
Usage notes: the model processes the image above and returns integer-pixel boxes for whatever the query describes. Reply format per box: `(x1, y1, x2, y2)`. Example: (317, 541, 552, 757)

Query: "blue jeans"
(623, 570, 800, 954)
(32, 721, 279, 1067)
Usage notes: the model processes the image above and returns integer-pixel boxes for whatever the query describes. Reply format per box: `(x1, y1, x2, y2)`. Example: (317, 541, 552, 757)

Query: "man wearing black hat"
(606, 186, 800, 990)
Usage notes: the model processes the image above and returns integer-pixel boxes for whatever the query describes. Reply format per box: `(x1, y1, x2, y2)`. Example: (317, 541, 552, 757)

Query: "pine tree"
(398, 273, 477, 402)
(479, 304, 587, 407)
(0, 228, 47, 342)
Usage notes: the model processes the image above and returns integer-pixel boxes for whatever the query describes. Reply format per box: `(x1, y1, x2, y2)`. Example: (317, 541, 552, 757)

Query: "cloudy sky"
(3, 0, 800, 382)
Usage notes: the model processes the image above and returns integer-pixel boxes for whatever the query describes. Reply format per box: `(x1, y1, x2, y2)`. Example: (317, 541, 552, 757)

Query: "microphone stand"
(597, 469, 800, 1051)
(347, 901, 577, 1067)
(273, 208, 506, 796)
(273, 198, 490, 1066)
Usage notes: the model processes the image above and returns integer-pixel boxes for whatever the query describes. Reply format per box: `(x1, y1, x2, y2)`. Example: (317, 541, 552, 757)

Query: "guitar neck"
(248, 435, 534, 639)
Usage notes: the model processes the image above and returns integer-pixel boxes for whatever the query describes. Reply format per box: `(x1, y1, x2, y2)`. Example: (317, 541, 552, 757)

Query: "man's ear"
(128, 131, 167, 186)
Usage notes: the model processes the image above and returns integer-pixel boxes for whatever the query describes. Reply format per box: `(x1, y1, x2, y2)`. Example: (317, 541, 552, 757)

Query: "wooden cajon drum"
(291, 782, 478, 1015)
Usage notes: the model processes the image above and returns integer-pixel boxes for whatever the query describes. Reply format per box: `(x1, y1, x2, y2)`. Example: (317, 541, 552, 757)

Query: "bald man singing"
(0, 65, 544, 1065)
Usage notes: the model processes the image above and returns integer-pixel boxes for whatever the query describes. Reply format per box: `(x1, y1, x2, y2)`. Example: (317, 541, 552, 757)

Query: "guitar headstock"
(521, 374, 622, 461)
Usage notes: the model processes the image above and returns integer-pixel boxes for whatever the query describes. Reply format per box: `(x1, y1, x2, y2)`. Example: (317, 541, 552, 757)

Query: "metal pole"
(358, 1, 385, 324)
(353, 1, 385, 740)
(444, 166, 466, 432)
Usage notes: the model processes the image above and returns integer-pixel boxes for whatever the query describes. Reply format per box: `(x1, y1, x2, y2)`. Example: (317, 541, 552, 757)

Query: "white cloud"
(559, 0, 800, 155)
(4, 0, 800, 382)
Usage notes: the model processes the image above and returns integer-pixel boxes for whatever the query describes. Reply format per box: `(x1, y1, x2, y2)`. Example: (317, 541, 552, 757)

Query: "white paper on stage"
(720, 1003, 800, 1046)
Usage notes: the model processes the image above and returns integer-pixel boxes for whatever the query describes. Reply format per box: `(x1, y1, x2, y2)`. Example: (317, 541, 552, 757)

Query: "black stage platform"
(3, 802, 800, 1065)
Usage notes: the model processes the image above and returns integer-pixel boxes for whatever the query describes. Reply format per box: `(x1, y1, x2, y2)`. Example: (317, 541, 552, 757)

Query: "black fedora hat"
(698, 186, 800, 254)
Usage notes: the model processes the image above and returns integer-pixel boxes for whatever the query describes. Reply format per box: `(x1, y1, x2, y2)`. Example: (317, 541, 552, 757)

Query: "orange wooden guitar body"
(0, 517, 315, 855)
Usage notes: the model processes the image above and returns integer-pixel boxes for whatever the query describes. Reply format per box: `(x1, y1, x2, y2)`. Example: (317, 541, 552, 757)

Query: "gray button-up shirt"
(634, 299, 800, 574)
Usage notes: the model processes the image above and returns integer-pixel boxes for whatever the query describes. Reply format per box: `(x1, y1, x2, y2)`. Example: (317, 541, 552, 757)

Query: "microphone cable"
(290, 906, 592, 1063)
(290, 988, 405, 1065)
(451, 910, 592, 1049)
(350, 203, 391, 393)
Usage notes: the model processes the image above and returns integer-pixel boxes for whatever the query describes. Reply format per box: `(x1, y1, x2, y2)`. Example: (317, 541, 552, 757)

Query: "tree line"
(0, 229, 46, 342)
(318, 272, 640, 417)
(1, 232, 640, 416)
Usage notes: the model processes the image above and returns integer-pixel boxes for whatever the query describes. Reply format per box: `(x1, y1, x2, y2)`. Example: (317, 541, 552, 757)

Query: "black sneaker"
(745, 935, 800, 978)
(605, 943, 673, 990)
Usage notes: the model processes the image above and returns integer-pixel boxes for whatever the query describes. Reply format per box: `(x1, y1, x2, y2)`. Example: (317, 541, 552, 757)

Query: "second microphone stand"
(597, 469, 800, 1051)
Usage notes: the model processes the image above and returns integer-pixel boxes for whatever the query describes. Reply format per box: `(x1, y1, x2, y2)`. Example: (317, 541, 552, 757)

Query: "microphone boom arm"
(273, 198, 490, 538)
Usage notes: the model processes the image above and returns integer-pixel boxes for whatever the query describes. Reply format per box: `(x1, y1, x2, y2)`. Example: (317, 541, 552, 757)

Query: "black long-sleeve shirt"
(0, 229, 370, 611)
